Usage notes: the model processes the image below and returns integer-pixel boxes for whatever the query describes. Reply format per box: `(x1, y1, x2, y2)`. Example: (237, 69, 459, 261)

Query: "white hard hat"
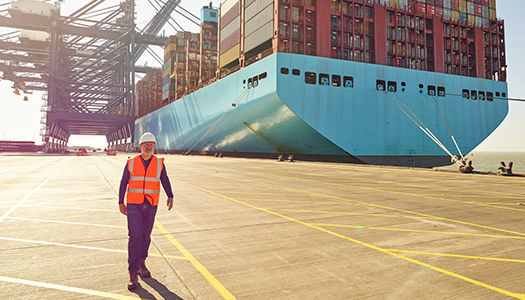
(139, 132, 156, 145)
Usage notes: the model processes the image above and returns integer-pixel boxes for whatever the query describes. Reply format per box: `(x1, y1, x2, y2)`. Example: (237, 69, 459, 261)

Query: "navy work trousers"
(127, 200, 158, 271)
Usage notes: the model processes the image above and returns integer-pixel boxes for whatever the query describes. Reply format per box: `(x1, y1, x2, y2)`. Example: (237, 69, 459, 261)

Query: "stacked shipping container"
(162, 35, 178, 102)
(135, 71, 162, 118)
(219, 0, 242, 68)
(200, 7, 219, 84)
(217, 0, 505, 82)
(162, 31, 200, 102)
(159, 6, 219, 106)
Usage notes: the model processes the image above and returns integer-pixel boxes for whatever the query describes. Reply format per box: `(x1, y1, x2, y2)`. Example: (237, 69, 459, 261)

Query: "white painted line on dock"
(5, 216, 128, 229)
(0, 237, 186, 260)
(0, 158, 72, 223)
(19, 204, 115, 213)
(0, 275, 143, 300)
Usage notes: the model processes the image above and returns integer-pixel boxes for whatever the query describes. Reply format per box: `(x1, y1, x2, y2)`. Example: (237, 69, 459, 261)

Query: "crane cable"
(184, 85, 252, 155)
(382, 89, 460, 163)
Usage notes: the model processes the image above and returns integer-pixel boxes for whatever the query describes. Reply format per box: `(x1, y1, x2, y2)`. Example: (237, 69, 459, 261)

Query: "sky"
(0, 0, 523, 151)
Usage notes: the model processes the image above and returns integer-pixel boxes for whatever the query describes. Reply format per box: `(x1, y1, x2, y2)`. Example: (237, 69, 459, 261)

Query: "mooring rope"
(431, 95, 465, 162)
(382, 90, 458, 162)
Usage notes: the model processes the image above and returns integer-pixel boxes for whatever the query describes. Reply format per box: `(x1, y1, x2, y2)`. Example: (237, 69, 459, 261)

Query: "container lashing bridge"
(0, 0, 181, 152)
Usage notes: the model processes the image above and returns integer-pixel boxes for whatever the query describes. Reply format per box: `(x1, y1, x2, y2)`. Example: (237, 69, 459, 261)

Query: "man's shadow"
(131, 277, 185, 300)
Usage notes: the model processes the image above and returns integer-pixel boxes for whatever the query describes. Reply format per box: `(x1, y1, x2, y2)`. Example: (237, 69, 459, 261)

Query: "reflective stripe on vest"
(127, 188, 161, 194)
(129, 176, 159, 182)
(126, 155, 164, 206)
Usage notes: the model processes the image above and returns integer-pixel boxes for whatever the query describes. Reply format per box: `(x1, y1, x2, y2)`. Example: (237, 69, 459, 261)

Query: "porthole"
(387, 81, 397, 92)
(332, 75, 341, 87)
(471, 90, 477, 100)
(437, 86, 445, 97)
(479, 91, 485, 100)
(428, 86, 436, 96)
(343, 76, 354, 88)
(305, 72, 316, 84)
(487, 92, 494, 101)
(377, 80, 386, 91)
(319, 73, 330, 86)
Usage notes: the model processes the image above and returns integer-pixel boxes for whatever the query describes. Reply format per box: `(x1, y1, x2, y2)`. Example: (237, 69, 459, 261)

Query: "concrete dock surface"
(1, 152, 525, 300)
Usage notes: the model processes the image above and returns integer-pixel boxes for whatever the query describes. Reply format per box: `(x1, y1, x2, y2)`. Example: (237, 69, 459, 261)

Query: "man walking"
(119, 132, 174, 290)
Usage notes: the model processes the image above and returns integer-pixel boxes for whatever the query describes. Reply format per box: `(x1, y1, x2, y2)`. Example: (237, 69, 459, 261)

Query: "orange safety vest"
(126, 155, 164, 206)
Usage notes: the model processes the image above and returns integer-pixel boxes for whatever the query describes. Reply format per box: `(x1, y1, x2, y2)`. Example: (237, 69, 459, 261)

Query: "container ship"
(134, 0, 508, 167)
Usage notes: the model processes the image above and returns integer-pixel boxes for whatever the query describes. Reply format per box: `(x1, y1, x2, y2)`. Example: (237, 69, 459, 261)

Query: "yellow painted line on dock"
(268, 208, 437, 220)
(0, 237, 186, 260)
(91, 156, 235, 299)
(213, 173, 525, 237)
(267, 172, 525, 208)
(172, 165, 525, 238)
(385, 249, 525, 264)
(195, 164, 525, 203)
(211, 191, 303, 195)
(311, 223, 525, 240)
(0, 275, 145, 300)
(174, 178, 525, 300)
(236, 198, 360, 205)
(154, 221, 237, 300)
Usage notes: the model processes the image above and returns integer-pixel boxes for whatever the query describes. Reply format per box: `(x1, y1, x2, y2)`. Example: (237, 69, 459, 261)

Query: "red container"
(426, 4, 436, 17)
(475, 4, 482, 16)
(451, 0, 459, 10)
(416, 3, 426, 15)
(435, 7, 444, 19)
(482, 0, 489, 5)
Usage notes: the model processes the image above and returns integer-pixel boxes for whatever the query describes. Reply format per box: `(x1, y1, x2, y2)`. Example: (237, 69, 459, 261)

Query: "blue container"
(200, 7, 218, 25)
(163, 74, 170, 86)
(459, 12, 467, 24)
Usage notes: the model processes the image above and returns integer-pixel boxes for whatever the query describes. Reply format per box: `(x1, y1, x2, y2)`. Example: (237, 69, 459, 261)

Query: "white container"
(467, 2, 474, 15)
(10, 0, 52, 17)
(482, 5, 489, 19)
(20, 29, 50, 41)
(443, 8, 451, 21)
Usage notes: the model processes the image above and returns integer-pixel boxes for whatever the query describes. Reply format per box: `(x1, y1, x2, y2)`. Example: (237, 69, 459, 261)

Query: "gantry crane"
(0, 0, 181, 152)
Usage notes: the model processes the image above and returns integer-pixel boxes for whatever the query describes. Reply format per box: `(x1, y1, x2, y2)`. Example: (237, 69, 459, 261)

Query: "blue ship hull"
(135, 53, 508, 167)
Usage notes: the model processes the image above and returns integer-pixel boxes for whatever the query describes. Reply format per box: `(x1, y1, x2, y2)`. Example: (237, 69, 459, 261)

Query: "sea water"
(434, 152, 525, 174)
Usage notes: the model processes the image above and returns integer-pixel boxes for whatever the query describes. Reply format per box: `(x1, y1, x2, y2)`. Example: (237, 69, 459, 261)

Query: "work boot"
(139, 258, 151, 278)
(127, 270, 139, 290)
